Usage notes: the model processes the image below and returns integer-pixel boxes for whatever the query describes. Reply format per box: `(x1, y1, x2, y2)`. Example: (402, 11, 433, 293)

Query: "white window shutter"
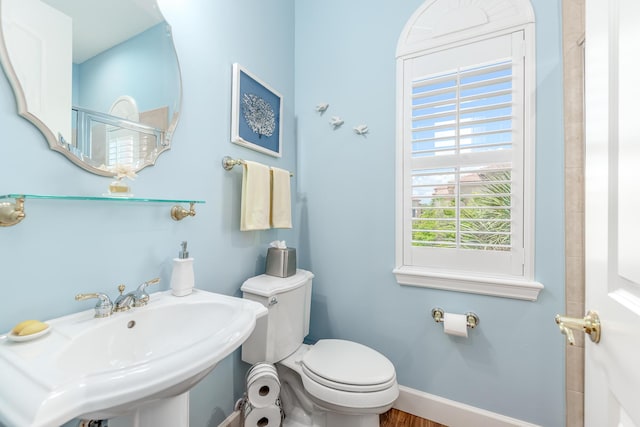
(402, 33, 525, 278)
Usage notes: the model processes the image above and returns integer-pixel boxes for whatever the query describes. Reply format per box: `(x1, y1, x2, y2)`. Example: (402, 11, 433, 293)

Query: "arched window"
(394, 0, 542, 300)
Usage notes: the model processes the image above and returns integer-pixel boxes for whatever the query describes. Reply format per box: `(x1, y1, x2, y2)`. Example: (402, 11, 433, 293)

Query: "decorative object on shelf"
(108, 180, 131, 196)
(329, 116, 344, 129)
(353, 124, 369, 136)
(0, 194, 204, 227)
(107, 165, 137, 197)
(315, 103, 329, 114)
(231, 63, 283, 157)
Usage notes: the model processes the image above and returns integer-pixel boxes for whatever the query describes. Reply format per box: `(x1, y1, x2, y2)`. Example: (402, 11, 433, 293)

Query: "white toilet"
(241, 270, 399, 427)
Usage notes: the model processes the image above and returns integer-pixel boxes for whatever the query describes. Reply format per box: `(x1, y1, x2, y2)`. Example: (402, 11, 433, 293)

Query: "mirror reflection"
(0, 0, 182, 176)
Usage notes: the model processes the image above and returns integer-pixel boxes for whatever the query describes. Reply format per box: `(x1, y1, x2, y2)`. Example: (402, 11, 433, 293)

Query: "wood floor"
(379, 409, 448, 427)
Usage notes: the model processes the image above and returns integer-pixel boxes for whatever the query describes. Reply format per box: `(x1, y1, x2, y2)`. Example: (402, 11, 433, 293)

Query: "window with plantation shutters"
(395, 20, 542, 300)
(411, 60, 515, 252)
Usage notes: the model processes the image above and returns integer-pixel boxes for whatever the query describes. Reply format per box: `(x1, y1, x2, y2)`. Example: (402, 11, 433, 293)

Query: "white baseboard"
(394, 385, 541, 427)
(217, 410, 241, 427)
(219, 386, 540, 427)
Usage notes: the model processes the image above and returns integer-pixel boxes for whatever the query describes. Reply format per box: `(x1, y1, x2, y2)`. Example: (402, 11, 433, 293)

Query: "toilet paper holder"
(431, 308, 479, 329)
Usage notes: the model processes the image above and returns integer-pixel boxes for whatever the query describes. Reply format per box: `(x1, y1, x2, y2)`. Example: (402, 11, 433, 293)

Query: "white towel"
(241, 161, 271, 231)
(270, 167, 292, 228)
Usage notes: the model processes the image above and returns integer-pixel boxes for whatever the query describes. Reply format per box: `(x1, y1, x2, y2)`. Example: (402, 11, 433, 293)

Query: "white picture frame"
(231, 63, 283, 157)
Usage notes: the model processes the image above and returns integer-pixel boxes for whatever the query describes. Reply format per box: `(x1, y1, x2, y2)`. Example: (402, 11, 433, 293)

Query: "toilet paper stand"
(431, 308, 479, 329)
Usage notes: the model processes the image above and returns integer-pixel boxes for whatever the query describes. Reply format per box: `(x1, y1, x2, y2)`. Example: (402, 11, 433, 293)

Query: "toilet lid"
(301, 339, 396, 392)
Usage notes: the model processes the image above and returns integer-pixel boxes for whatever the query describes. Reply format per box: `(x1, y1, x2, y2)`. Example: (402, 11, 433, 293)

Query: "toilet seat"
(301, 339, 397, 392)
(291, 340, 398, 412)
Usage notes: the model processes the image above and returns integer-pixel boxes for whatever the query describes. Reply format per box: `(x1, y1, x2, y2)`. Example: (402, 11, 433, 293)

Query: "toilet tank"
(241, 270, 314, 364)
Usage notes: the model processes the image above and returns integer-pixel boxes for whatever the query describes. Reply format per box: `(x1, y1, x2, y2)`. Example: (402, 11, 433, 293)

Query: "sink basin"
(0, 289, 267, 427)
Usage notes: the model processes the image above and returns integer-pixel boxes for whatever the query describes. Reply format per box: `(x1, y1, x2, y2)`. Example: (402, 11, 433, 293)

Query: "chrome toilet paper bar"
(431, 307, 479, 329)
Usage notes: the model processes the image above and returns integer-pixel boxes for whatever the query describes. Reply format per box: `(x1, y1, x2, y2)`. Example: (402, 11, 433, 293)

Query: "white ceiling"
(41, 0, 164, 63)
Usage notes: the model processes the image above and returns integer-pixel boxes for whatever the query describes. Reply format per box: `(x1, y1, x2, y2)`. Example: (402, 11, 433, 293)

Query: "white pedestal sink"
(0, 289, 267, 427)
(105, 393, 190, 427)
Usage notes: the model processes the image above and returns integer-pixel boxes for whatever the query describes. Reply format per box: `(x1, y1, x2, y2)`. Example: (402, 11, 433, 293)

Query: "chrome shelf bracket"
(171, 202, 196, 221)
(0, 197, 25, 227)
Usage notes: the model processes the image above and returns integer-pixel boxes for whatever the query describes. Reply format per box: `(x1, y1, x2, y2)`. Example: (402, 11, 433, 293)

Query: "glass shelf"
(0, 194, 205, 227)
(0, 194, 205, 204)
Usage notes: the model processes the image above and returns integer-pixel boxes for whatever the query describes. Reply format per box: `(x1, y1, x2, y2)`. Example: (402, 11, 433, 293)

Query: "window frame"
(394, 4, 542, 301)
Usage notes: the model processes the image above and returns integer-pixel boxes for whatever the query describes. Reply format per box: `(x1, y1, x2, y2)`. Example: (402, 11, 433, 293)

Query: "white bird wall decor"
(330, 116, 344, 129)
(354, 124, 369, 136)
(316, 103, 329, 114)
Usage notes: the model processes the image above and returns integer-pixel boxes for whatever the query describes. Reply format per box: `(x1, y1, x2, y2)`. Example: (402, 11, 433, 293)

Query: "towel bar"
(222, 156, 293, 177)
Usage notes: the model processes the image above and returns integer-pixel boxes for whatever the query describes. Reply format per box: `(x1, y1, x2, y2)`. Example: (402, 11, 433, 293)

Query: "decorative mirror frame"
(0, 1, 182, 177)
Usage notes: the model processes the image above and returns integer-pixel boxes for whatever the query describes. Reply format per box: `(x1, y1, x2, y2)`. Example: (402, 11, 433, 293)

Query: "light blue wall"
(0, 0, 295, 425)
(75, 23, 180, 118)
(294, 1, 565, 427)
(0, 0, 565, 426)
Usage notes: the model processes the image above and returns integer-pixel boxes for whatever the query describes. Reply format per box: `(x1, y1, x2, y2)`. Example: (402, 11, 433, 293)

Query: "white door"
(582, 0, 640, 426)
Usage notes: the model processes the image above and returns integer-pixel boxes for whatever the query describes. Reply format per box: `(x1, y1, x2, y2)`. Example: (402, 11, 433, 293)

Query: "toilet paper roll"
(243, 404, 281, 427)
(443, 313, 468, 337)
(247, 363, 278, 384)
(247, 371, 281, 408)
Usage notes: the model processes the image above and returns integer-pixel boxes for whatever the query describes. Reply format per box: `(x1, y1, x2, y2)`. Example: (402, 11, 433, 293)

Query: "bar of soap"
(11, 319, 48, 336)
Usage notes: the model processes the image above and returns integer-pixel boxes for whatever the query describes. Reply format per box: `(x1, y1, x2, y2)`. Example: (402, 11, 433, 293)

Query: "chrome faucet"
(75, 292, 114, 318)
(114, 284, 136, 312)
(133, 278, 160, 307)
(76, 277, 160, 317)
(113, 278, 161, 311)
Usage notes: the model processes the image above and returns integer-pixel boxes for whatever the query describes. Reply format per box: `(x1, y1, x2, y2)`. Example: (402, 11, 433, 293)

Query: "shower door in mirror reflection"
(1, 0, 72, 145)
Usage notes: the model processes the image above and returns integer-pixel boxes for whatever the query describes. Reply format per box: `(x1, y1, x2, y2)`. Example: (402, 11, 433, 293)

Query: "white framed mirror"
(0, 0, 182, 176)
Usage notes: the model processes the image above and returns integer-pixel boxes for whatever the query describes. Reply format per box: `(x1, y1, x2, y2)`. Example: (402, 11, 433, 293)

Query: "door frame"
(561, 0, 587, 425)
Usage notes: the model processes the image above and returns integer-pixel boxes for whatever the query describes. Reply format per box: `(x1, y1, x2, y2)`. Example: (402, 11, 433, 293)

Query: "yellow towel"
(241, 161, 271, 231)
(270, 167, 292, 228)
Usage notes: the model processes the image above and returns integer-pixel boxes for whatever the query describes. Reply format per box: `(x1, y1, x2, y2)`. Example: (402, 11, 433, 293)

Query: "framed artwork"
(231, 63, 283, 157)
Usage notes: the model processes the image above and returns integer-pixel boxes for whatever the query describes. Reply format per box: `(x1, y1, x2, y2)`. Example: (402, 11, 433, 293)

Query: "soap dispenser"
(170, 241, 194, 296)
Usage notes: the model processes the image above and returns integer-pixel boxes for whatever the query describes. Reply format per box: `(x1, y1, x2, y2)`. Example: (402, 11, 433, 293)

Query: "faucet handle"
(133, 277, 160, 307)
(75, 292, 114, 318)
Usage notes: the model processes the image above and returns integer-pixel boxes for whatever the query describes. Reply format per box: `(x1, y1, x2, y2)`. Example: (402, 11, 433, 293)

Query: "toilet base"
(282, 413, 378, 427)
(276, 361, 383, 427)
(325, 413, 379, 427)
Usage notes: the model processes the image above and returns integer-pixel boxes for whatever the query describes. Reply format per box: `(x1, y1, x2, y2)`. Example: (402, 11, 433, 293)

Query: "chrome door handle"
(555, 310, 601, 345)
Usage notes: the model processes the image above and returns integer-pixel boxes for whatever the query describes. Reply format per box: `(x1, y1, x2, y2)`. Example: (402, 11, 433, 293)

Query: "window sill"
(393, 266, 543, 301)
